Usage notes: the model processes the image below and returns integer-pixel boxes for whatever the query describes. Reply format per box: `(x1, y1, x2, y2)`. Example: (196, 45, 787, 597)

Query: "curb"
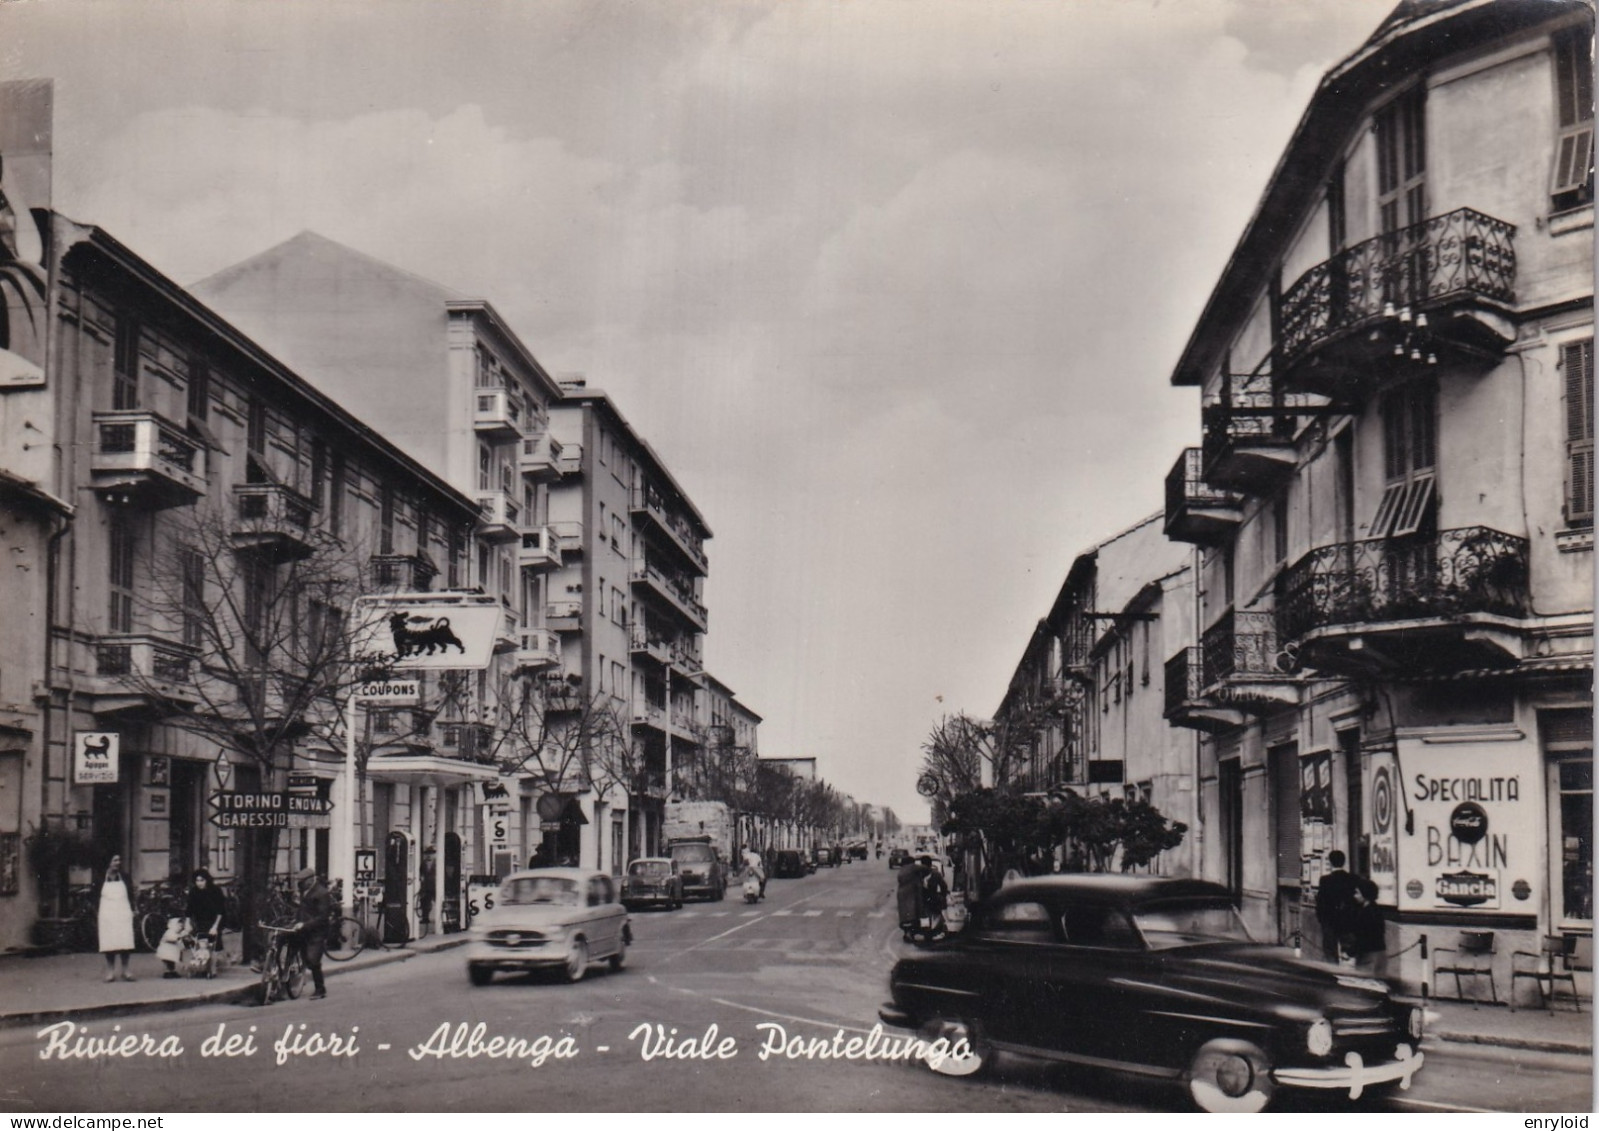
(0, 937, 469, 1031)
(1431, 1030, 1593, 1056)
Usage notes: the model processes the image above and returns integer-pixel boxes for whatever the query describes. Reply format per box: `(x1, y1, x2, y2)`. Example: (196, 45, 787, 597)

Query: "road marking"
(595, 1046, 609, 1052)
(835, 910, 854, 917)
(801, 910, 822, 917)
(868, 910, 888, 918)
(772, 909, 793, 917)
(739, 911, 760, 917)
(710, 911, 730, 918)
(1390, 1098, 1502, 1114)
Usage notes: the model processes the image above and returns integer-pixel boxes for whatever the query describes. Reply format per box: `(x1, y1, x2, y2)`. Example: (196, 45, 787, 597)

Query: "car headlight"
(1407, 1006, 1424, 1041)
(1307, 1017, 1334, 1057)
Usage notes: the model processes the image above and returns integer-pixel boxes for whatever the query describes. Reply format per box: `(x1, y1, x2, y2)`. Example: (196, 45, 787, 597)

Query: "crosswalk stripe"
(739, 910, 760, 917)
(835, 910, 854, 917)
(801, 910, 822, 917)
(868, 910, 888, 918)
(710, 911, 730, 917)
(771, 909, 793, 917)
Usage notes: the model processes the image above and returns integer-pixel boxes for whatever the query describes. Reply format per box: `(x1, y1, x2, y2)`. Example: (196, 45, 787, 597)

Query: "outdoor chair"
(1433, 930, 1498, 1007)
(1511, 935, 1582, 1013)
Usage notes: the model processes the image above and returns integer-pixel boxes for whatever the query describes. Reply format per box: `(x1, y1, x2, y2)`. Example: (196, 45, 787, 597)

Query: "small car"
(888, 848, 911, 868)
(879, 875, 1424, 1112)
(622, 857, 684, 911)
(771, 849, 808, 878)
(466, 868, 631, 986)
(814, 847, 834, 868)
(667, 838, 728, 901)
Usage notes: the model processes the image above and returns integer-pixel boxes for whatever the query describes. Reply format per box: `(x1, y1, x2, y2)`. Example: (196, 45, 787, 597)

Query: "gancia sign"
(352, 595, 502, 672)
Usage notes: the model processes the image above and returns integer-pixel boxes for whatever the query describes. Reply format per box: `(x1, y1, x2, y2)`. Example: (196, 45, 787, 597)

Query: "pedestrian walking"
(96, 853, 135, 982)
(293, 867, 333, 1000)
(1314, 849, 1358, 962)
(1344, 878, 1388, 978)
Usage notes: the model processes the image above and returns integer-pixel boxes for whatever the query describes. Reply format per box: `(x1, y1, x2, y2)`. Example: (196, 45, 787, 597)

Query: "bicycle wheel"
(324, 916, 365, 962)
(259, 948, 284, 1005)
(283, 952, 307, 999)
(138, 911, 168, 954)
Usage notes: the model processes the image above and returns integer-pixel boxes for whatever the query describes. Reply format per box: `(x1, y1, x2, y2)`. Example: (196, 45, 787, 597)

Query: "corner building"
(1162, 0, 1593, 995)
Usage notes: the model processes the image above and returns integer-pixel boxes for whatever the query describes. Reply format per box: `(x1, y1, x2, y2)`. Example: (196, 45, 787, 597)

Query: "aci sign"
(352, 595, 502, 672)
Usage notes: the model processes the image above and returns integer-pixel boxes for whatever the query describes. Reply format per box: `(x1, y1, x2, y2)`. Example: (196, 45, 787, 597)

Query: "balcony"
(670, 709, 700, 738)
(630, 486, 708, 574)
(517, 525, 563, 571)
(519, 433, 563, 481)
(546, 600, 583, 631)
(1278, 208, 1517, 399)
(434, 721, 499, 766)
(368, 706, 437, 751)
(1200, 609, 1302, 709)
(671, 641, 705, 681)
(1164, 448, 1244, 546)
(631, 770, 669, 800)
(475, 490, 521, 542)
(512, 628, 561, 672)
(1163, 649, 1248, 733)
(632, 697, 667, 731)
(90, 411, 206, 508)
(630, 623, 673, 665)
(369, 553, 437, 592)
(472, 388, 526, 438)
(1200, 379, 1332, 492)
(550, 521, 585, 556)
(630, 557, 708, 632)
(90, 633, 200, 713)
(231, 483, 315, 560)
(1276, 526, 1531, 675)
(555, 442, 584, 477)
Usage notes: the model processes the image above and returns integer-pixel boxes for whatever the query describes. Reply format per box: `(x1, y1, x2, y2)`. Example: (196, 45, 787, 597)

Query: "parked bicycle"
(256, 923, 307, 1004)
(134, 878, 189, 953)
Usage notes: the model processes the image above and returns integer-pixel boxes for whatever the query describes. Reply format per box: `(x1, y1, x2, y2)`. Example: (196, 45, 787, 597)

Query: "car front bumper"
(467, 939, 565, 968)
(624, 890, 675, 906)
(1275, 1044, 1423, 1099)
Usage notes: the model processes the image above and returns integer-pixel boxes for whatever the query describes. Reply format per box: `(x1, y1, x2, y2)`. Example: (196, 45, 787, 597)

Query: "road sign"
(354, 677, 420, 702)
(352, 594, 502, 671)
(209, 790, 333, 829)
(73, 732, 119, 785)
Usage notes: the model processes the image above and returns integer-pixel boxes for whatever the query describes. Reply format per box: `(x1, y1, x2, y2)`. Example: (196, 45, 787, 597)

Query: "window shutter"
(1553, 125, 1595, 197)
(1391, 473, 1436, 537)
(1369, 481, 1408, 538)
(1566, 340, 1594, 526)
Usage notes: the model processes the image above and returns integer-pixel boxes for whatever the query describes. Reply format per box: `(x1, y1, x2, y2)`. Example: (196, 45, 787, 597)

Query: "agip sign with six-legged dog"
(351, 594, 503, 673)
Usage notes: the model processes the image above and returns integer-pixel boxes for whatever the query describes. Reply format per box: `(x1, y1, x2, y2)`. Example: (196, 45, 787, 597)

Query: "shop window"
(1558, 759, 1592, 924)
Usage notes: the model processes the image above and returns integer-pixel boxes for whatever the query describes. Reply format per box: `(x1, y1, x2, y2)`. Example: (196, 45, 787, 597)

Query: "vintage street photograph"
(0, 0, 1593, 1118)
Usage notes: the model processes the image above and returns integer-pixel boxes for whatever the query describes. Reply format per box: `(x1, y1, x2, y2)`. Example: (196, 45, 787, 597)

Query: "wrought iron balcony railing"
(1165, 447, 1244, 544)
(1201, 609, 1295, 685)
(1162, 648, 1206, 719)
(1278, 207, 1516, 377)
(1276, 526, 1530, 644)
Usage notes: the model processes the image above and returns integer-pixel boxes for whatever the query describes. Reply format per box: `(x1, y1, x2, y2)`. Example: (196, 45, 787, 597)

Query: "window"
(1553, 28, 1594, 210)
(612, 587, 626, 626)
(976, 900, 1054, 943)
(1272, 488, 1289, 565)
(379, 485, 395, 555)
(113, 314, 139, 410)
(478, 444, 492, 492)
(108, 513, 136, 633)
(1558, 758, 1592, 923)
(1371, 380, 1436, 538)
(246, 398, 266, 457)
(1060, 903, 1141, 949)
(1564, 338, 1594, 526)
(187, 361, 209, 421)
(328, 454, 345, 536)
(597, 577, 606, 619)
(180, 548, 204, 648)
(1375, 86, 1427, 236)
(310, 440, 326, 511)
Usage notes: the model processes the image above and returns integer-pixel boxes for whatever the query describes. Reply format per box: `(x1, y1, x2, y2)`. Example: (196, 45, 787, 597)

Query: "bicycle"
(323, 914, 367, 962)
(134, 878, 189, 953)
(256, 923, 307, 1004)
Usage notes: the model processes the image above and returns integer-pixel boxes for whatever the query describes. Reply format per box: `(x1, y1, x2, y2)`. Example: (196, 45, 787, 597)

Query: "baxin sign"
(352, 594, 502, 672)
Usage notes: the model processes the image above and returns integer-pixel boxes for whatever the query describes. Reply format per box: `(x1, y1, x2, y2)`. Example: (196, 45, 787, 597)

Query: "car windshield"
(630, 861, 668, 877)
(1132, 901, 1254, 949)
(501, 876, 582, 906)
(672, 846, 714, 863)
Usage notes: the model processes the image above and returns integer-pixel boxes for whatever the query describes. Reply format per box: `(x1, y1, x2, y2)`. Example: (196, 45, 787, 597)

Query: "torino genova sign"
(351, 593, 503, 672)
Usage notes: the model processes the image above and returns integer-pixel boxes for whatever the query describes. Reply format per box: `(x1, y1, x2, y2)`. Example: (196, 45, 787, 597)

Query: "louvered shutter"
(1566, 340, 1594, 526)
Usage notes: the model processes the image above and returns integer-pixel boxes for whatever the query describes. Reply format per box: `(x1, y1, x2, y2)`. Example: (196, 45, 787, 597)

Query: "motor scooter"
(742, 872, 762, 903)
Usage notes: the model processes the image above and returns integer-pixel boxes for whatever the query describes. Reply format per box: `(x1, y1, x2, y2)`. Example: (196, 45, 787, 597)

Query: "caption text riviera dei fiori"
(35, 1020, 971, 1070)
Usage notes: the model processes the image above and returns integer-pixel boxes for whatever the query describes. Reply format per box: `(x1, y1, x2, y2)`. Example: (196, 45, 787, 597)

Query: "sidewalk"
(1424, 996, 1594, 1056)
(0, 933, 469, 1030)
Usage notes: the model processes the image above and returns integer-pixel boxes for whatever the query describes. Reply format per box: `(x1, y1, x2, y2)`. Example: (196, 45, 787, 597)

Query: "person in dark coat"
(1344, 878, 1388, 977)
(293, 867, 333, 999)
(896, 855, 927, 934)
(1314, 850, 1358, 961)
(163, 868, 227, 977)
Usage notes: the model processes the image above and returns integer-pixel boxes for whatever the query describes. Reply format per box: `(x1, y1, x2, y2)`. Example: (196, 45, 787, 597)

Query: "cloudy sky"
(5, 0, 1396, 821)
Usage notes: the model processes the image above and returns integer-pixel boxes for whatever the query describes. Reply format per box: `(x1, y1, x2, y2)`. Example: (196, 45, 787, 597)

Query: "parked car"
(622, 857, 684, 911)
(466, 869, 630, 986)
(814, 847, 834, 868)
(879, 875, 1424, 1112)
(667, 837, 728, 901)
(771, 849, 808, 878)
(888, 848, 911, 868)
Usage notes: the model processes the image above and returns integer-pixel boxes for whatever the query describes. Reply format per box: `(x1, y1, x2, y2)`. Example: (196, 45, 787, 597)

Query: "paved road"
(0, 863, 1590, 1112)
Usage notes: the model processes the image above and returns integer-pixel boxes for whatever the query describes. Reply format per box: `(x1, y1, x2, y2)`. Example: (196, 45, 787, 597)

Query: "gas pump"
(383, 829, 417, 944)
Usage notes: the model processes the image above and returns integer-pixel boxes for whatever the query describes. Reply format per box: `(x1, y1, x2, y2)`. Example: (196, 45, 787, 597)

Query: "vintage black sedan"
(879, 876, 1424, 1113)
(622, 857, 684, 911)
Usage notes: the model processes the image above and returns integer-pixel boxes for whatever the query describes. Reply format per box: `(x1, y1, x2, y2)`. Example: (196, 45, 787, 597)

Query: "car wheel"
(1186, 1040, 1275, 1114)
(562, 937, 588, 983)
(608, 939, 626, 972)
(920, 1018, 993, 1078)
(468, 965, 493, 987)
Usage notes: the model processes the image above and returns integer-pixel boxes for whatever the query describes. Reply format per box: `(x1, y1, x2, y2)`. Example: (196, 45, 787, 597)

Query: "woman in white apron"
(97, 854, 136, 981)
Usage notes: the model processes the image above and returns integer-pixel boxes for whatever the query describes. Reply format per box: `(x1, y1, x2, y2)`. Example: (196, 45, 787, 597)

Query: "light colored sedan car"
(466, 869, 631, 985)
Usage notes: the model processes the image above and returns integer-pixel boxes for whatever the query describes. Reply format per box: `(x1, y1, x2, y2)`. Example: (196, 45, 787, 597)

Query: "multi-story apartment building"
(994, 515, 1199, 875)
(1162, 0, 1592, 991)
(547, 383, 713, 861)
(0, 210, 486, 951)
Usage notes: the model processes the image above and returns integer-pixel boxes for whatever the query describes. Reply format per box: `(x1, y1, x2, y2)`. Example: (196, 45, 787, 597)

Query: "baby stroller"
(157, 918, 219, 979)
